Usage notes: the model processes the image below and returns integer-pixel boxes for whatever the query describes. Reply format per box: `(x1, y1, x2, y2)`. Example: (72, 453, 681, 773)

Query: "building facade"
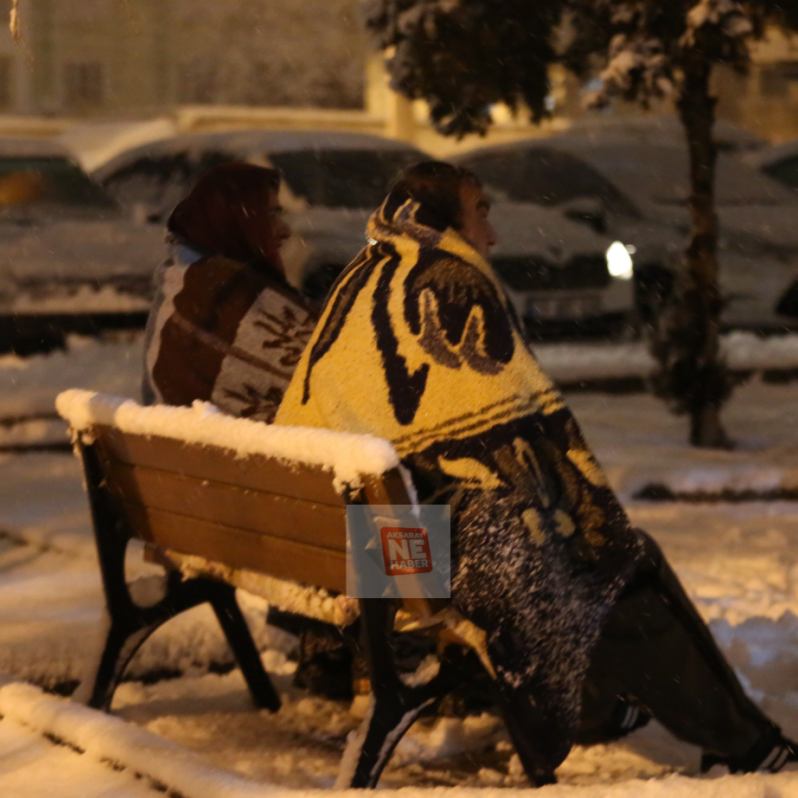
(716, 28, 798, 143)
(1, 4, 798, 148)
(4, 0, 368, 118)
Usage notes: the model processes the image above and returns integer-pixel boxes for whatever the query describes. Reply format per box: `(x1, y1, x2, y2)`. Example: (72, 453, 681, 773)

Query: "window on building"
(0, 57, 13, 110)
(759, 63, 798, 98)
(64, 62, 104, 108)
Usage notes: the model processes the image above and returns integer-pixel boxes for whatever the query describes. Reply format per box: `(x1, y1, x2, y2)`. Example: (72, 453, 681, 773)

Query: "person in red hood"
(142, 162, 341, 697)
(142, 162, 317, 423)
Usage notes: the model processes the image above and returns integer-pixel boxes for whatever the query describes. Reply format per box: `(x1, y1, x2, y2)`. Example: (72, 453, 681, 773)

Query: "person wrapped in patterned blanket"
(142, 162, 317, 423)
(276, 161, 796, 785)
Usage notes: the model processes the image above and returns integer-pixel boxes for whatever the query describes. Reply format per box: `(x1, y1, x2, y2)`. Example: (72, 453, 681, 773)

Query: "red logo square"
(380, 527, 433, 575)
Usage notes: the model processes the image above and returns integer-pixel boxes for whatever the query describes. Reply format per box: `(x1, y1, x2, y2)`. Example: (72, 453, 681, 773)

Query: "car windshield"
(462, 147, 641, 218)
(575, 143, 798, 207)
(762, 154, 798, 191)
(100, 151, 232, 220)
(269, 148, 424, 209)
(0, 157, 117, 214)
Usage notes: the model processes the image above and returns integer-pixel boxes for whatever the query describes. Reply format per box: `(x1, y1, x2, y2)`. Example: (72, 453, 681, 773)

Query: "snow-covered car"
(560, 114, 766, 154)
(94, 129, 635, 333)
(455, 128, 798, 330)
(0, 137, 165, 353)
(92, 130, 427, 301)
(746, 138, 798, 194)
(483, 200, 635, 336)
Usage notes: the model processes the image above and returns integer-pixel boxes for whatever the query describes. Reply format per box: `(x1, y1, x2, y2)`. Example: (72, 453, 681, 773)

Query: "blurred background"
(2, 6, 798, 793)
(0, 1, 797, 355)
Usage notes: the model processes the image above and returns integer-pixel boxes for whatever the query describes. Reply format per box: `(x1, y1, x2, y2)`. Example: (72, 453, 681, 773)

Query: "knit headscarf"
(168, 162, 285, 274)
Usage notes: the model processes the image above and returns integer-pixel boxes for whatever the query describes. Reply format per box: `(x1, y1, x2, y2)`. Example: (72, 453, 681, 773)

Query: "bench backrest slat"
(86, 423, 414, 598)
(98, 428, 347, 508)
(104, 460, 347, 553)
(122, 502, 348, 593)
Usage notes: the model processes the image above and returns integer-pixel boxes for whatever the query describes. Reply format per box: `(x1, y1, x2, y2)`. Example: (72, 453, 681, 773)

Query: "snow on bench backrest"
(56, 389, 402, 495)
(56, 390, 468, 637)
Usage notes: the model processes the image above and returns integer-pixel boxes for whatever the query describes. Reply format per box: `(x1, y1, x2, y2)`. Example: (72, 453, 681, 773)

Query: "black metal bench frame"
(74, 432, 477, 788)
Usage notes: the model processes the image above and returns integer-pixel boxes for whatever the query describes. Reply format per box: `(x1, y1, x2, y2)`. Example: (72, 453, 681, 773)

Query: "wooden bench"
(56, 389, 490, 789)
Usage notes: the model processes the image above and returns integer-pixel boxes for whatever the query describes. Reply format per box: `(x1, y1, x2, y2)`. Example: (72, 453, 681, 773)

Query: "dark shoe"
(613, 698, 651, 737)
(701, 727, 798, 774)
(576, 697, 652, 746)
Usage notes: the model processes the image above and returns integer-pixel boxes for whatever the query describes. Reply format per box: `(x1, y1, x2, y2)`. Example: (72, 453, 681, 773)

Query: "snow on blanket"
(55, 388, 400, 492)
(3, 679, 798, 798)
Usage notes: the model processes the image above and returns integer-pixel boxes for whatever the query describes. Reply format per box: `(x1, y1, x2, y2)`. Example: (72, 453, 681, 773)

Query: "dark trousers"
(579, 532, 772, 756)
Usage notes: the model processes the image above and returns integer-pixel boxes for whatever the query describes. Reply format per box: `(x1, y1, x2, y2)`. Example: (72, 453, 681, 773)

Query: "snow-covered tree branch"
(366, 0, 798, 447)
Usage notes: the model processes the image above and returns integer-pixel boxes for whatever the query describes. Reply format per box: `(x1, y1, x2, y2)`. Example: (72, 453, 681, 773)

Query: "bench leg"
(76, 442, 281, 714)
(339, 691, 437, 789)
(210, 585, 281, 711)
(80, 574, 281, 713)
(77, 615, 156, 711)
(336, 599, 453, 789)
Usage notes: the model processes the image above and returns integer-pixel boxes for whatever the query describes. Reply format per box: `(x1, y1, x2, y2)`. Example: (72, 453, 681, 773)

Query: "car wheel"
(776, 279, 798, 319)
(634, 264, 674, 329)
(612, 311, 643, 342)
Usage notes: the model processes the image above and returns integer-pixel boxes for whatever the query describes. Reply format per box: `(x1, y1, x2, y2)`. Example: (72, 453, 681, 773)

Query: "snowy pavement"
(2, 330, 798, 450)
(2, 335, 798, 795)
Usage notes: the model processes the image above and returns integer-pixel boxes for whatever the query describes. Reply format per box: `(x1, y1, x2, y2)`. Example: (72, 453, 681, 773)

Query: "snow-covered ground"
(3, 329, 798, 450)
(2, 333, 798, 796)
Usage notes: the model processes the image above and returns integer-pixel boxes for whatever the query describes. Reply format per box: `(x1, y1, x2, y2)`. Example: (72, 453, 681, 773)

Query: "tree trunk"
(690, 401, 728, 448)
(669, 50, 732, 448)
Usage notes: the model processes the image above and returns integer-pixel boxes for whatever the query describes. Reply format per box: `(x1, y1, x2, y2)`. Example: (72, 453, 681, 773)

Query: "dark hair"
(168, 162, 282, 264)
(385, 160, 481, 232)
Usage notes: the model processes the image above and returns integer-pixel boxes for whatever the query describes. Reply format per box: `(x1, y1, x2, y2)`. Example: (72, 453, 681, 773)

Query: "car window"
(269, 149, 423, 209)
(465, 147, 639, 217)
(763, 155, 798, 192)
(102, 151, 231, 219)
(0, 157, 116, 213)
(715, 155, 796, 205)
(461, 151, 526, 199)
(584, 144, 798, 207)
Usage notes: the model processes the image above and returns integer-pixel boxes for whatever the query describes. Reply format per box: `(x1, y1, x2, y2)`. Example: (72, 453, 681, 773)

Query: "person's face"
(264, 187, 291, 248)
(458, 181, 498, 257)
(249, 186, 291, 271)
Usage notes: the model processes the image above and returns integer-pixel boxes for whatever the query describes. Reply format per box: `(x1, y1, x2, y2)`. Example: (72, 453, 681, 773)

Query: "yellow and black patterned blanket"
(277, 194, 642, 758)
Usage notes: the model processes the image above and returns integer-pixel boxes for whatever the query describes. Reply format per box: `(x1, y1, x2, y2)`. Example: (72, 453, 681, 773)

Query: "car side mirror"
(560, 197, 607, 234)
